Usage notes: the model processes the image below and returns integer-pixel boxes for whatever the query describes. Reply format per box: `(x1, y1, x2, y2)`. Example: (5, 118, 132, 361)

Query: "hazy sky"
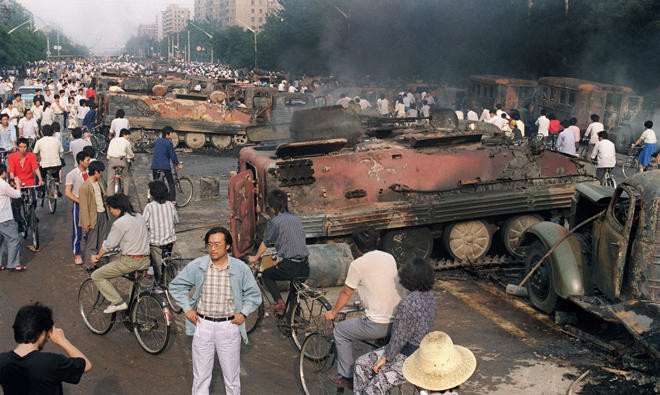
(17, 0, 194, 54)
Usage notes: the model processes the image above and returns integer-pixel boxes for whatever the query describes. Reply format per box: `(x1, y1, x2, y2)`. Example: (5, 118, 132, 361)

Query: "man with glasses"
(169, 227, 261, 395)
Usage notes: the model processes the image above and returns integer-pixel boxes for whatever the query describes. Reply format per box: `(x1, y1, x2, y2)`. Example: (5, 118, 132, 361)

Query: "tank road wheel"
(171, 132, 180, 148)
(443, 220, 492, 261)
(501, 215, 543, 258)
(232, 134, 248, 146)
(429, 108, 459, 130)
(382, 227, 433, 266)
(524, 240, 559, 314)
(211, 135, 232, 150)
(184, 133, 206, 149)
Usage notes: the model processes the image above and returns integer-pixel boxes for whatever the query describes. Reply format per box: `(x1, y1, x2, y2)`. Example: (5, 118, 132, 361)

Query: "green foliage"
(212, 26, 256, 68)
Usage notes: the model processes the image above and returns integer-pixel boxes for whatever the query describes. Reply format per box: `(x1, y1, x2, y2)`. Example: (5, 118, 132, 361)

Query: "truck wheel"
(501, 215, 543, 258)
(443, 220, 492, 261)
(184, 133, 206, 149)
(524, 240, 559, 314)
(382, 227, 433, 266)
(171, 132, 180, 148)
(211, 135, 232, 150)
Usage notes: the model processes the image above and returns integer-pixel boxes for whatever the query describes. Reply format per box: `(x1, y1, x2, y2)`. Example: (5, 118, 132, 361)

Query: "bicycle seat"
(159, 244, 174, 258)
(122, 269, 147, 282)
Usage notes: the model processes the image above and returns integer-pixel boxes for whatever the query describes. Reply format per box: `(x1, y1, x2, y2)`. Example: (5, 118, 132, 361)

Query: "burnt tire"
(382, 227, 433, 266)
(524, 240, 559, 314)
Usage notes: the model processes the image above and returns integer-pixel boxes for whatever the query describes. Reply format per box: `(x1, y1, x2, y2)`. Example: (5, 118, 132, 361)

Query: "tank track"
(433, 254, 520, 271)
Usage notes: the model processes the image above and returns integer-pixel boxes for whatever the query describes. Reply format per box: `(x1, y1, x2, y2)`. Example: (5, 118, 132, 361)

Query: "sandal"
(0, 266, 5, 271)
(9, 266, 27, 272)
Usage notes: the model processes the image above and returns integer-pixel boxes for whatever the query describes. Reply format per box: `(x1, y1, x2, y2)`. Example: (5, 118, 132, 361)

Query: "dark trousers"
(262, 258, 309, 302)
(153, 169, 176, 202)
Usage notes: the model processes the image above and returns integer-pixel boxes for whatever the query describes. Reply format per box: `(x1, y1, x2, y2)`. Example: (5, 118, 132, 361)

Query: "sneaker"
(327, 374, 353, 389)
(103, 302, 128, 314)
(74, 255, 83, 265)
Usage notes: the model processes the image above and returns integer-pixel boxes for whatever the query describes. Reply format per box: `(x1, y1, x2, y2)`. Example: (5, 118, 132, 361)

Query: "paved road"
(0, 152, 652, 394)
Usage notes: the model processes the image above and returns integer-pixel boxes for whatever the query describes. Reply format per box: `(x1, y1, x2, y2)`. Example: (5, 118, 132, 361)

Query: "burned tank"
(229, 106, 599, 282)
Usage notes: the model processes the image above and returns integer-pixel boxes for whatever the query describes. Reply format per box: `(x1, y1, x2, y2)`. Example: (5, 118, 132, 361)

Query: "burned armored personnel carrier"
(229, 106, 599, 271)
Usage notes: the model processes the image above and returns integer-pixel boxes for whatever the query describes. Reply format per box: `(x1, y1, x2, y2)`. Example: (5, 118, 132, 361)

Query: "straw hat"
(402, 331, 476, 391)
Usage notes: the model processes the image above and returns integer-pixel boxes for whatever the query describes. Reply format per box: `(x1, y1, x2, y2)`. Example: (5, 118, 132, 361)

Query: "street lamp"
(189, 22, 214, 63)
(7, 19, 32, 34)
(235, 20, 257, 70)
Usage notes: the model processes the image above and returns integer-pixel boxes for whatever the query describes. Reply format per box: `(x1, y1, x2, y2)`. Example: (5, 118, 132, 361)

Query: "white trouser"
(192, 318, 241, 395)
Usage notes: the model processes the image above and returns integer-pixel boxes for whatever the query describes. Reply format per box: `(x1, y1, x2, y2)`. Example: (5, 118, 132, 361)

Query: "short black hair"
(72, 127, 83, 139)
(42, 124, 52, 136)
(82, 145, 96, 158)
(597, 131, 608, 140)
(560, 119, 570, 128)
(352, 226, 378, 253)
(76, 151, 90, 165)
(88, 160, 105, 175)
(399, 257, 434, 292)
(12, 303, 54, 344)
(162, 126, 174, 138)
(0, 163, 6, 176)
(106, 193, 135, 216)
(590, 114, 599, 122)
(16, 137, 29, 147)
(569, 117, 577, 126)
(119, 128, 130, 137)
(204, 226, 232, 248)
(540, 109, 546, 116)
(116, 109, 125, 118)
(148, 180, 169, 204)
(0, 113, 8, 120)
(644, 120, 653, 129)
(267, 189, 288, 213)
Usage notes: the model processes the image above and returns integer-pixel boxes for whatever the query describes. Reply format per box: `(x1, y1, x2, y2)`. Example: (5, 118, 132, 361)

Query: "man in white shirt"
(17, 109, 39, 141)
(31, 99, 43, 126)
(535, 109, 550, 140)
(376, 95, 389, 116)
(0, 163, 24, 271)
(106, 129, 134, 196)
(65, 151, 91, 265)
(466, 109, 478, 121)
(0, 113, 16, 152)
(336, 94, 351, 109)
(357, 97, 371, 111)
(590, 131, 616, 183)
(1, 101, 20, 127)
(630, 120, 658, 172)
(583, 114, 604, 157)
(325, 226, 403, 389)
(74, 89, 85, 106)
(108, 109, 130, 139)
(41, 102, 54, 127)
(478, 107, 490, 121)
(455, 109, 464, 120)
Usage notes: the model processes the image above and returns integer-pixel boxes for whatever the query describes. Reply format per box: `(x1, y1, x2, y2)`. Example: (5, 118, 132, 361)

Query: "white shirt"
(467, 110, 478, 121)
(1, 107, 19, 126)
(77, 106, 89, 120)
(479, 109, 490, 121)
(336, 97, 351, 108)
(344, 250, 403, 324)
(535, 115, 550, 137)
(33, 136, 63, 167)
(585, 122, 604, 145)
(455, 110, 464, 120)
(106, 136, 134, 159)
(18, 118, 38, 138)
(288, 85, 297, 93)
(74, 94, 84, 106)
(41, 107, 54, 126)
(640, 128, 657, 144)
(376, 98, 389, 115)
(0, 178, 21, 223)
(65, 167, 86, 198)
(394, 102, 406, 117)
(496, 109, 505, 117)
(591, 139, 616, 168)
(277, 82, 286, 91)
(31, 105, 43, 122)
(109, 118, 130, 137)
(359, 99, 371, 110)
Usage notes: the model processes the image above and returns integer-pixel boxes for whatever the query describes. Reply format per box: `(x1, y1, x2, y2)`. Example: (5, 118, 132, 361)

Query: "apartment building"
(157, 4, 191, 41)
(194, 0, 279, 31)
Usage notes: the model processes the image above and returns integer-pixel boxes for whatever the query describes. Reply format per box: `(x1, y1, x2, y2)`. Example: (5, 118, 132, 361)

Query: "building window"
(259, 17, 262, 22)
(251, 0, 254, 4)
(251, 16, 255, 22)
(251, 8, 255, 13)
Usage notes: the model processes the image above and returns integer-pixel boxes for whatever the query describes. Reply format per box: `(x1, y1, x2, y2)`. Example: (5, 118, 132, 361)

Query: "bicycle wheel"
(245, 301, 264, 335)
(131, 293, 171, 354)
(622, 157, 638, 178)
(78, 278, 115, 335)
(298, 332, 337, 395)
(605, 175, 617, 189)
(290, 295, 333, 351)
(113, 177, 122, 195)
(91, 134, 107, 157)
(175, 177, 193, 207)
(47, 179, 57, 214)
(19, 207, 28, 239)
(162, 257, 183, 314)
(30, 210, 39, 250)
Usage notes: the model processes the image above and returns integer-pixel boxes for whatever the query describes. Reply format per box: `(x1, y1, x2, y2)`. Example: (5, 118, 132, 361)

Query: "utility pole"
(57, 32, 60, 57)
(46, 34, 50, 57)
(187, 29, 190, 63)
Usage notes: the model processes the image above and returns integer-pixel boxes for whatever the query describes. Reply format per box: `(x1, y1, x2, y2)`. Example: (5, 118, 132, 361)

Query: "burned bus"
(468, 75, 537, 112)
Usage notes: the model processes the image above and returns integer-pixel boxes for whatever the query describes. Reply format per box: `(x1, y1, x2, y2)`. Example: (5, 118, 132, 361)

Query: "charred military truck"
(521, 170, 660, 358)
(229, 106, 599, 284)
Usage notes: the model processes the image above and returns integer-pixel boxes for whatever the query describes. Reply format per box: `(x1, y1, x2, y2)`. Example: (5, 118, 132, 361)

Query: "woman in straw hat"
(353, 257, 437, 394)
(402, 331, 476, 394)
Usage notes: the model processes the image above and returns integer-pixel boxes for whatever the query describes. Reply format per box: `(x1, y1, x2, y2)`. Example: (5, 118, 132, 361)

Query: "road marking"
(436, 280, 536, 347)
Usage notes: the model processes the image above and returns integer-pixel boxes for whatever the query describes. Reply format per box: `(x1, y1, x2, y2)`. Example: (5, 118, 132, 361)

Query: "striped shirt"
(196, 262, 235, 318)
(263, 212, 309, 259)
(143, 201, 178, 246)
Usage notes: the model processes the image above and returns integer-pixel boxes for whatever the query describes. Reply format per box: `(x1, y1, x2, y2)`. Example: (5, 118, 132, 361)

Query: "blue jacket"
(151, 137, 179, 170)
(82, 109, 95, 131)
(168, 255, 262, 343)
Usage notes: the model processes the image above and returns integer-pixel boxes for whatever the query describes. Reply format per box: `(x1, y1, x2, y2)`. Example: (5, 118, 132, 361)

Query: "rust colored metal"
(468, 75, 538, 112)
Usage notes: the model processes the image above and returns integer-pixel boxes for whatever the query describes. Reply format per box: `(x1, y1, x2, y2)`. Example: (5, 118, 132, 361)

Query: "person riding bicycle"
(323, 226, 404, 390)
(630, 120, 658, 173)
(143, 180, 179, 290)
(90, 194, 150, 314)
(8, 138, 43, 241)
(247, 189, 309, 314)
(105, 128, 134, 196)
(108, 109, 129, 140)
(0, 113, 16, 157)
(151, 126, 181, 204)
(33, 125, 64, 196)
(590, 131, 616, 184)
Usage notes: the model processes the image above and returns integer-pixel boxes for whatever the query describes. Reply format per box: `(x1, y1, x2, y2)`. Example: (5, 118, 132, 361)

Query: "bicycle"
(601, 167, 617, 189)
(622, 146, 642, 178)
(154, 165, 193, 208)
(88, 124, 108, 158)
(246, 254, 332, 351)
(18, 185, 39, 251)
(40, 168, 60, 214)
(152, 244, 184, 314)
(78, 249, 172, 354)
(298, 303, 418, 395)
(109, 160, 131, 195)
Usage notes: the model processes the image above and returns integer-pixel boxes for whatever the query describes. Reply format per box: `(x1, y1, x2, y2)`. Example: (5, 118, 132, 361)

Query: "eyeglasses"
(206, 242, 225, 249)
